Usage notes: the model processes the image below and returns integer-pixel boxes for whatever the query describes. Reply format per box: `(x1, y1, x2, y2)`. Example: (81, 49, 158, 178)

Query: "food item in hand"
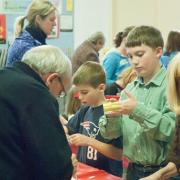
(103, 101, 121, 113)
(105, 95, 120, 101)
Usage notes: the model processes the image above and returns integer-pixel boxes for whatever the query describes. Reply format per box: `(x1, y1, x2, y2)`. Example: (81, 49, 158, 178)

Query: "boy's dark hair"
(126, 25, 164, 49)
(73, 61, 106, 88)
(165, 30, 180, 55)
(114, 26, 135, 48)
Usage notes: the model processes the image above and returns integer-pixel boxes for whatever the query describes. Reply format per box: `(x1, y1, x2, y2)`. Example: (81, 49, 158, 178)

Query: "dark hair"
(114, 26, 135, 48)
(165, 30, 180, 55)
(126, 25, 164, 49)
(114, 32, 123, 48)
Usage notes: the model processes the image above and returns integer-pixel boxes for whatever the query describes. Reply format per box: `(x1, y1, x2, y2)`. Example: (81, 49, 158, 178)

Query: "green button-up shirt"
(99, 67, 176, 165)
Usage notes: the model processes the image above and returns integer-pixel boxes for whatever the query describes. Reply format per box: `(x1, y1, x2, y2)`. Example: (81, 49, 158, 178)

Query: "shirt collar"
(134, 66, 166, 87)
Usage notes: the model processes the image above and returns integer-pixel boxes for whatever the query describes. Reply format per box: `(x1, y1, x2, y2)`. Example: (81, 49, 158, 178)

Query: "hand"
(119, 90, 137, 114)
(139, 173, 162, 180)
(59, 115, 68, 125)
(71, 154, 78, 176)
(106, 90, 137, 117)
(69, 133, 90, 146)
(139, 162, 177, 180)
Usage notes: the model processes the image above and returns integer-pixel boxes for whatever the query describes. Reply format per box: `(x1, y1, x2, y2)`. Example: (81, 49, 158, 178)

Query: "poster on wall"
(1, 0, 62, 14)
(60, 15, 73, 32)
(0, 14, 6, 44)
(1, 0, 31, 13)
(66, 0, 73, 12)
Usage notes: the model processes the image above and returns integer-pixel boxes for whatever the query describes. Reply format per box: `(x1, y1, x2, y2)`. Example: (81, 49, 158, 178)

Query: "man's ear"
(45, 73, 59, 86)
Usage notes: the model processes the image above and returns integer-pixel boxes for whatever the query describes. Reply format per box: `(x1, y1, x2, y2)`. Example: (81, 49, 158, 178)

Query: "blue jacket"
(103, 51, 130, 85)
(67, 105, 123, 177)
(6, 30, 42, 66)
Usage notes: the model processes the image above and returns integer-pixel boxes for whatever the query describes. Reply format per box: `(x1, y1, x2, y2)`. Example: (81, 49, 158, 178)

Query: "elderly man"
(72, 31, 105, 73)
(0, 45, 74, 180)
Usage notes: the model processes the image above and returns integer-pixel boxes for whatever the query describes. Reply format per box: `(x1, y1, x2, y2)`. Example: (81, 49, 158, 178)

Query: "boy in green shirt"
(99, 25, 176, 180)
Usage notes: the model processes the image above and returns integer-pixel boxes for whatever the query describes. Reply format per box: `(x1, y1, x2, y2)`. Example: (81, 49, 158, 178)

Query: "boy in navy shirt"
(65, 61, 123, 177)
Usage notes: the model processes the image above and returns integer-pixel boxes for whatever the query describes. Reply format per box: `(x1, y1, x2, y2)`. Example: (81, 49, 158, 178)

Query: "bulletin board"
(0, 14, 6, 44)
(1, 0, 32, 14)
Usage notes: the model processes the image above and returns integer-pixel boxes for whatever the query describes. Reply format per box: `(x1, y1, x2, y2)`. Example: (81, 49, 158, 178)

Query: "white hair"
(88, 31, 105, 44)
(22, 45, 72, 80)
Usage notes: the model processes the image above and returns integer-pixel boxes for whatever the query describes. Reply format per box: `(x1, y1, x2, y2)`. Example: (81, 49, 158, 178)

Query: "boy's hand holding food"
(103, 90, 137, 116)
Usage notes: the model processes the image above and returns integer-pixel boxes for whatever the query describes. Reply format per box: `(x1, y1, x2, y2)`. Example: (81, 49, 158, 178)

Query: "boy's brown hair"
(73, 61, 106, 88)
(126, 25, 164, 49)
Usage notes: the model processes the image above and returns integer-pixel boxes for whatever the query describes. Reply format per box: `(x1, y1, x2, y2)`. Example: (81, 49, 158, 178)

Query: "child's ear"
(156, 47, 163, 58)
(98, 83, 105, 92)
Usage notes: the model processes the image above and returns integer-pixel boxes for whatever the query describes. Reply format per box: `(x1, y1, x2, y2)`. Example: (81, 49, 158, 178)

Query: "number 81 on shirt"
(87, 146, 97, 160)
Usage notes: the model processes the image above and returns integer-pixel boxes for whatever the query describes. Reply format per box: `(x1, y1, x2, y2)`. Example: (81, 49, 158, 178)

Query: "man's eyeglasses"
(58, 77, 66, 98)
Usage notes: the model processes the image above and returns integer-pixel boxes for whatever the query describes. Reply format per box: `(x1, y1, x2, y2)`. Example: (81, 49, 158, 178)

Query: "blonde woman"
(140, 53, 180, 180)
(6, 0, 57, 66)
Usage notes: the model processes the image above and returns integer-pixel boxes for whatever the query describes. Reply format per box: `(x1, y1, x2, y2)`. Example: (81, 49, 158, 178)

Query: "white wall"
(113, 0, 180, 43)
(113, 0, 157, 33)
(74, 0, 113, 49)
(74, 0, 180, 49)
(156, 0, 180, 40)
